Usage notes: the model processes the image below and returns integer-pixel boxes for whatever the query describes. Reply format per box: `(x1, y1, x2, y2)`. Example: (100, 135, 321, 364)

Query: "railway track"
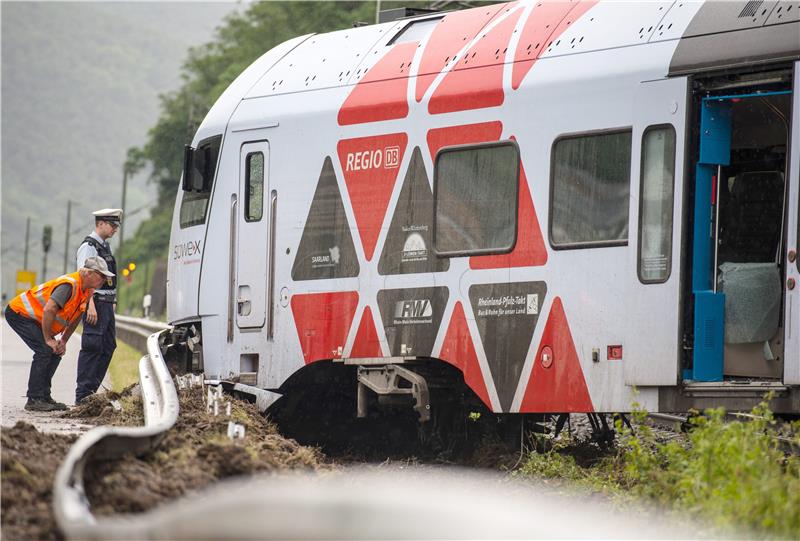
(648, 411, 798, 455)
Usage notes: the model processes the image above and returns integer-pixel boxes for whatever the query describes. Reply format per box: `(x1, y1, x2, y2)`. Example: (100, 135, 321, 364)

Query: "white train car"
(165, 0, 800, 431)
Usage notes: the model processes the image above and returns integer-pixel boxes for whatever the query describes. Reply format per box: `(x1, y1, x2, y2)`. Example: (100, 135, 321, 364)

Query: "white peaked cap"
(92, 208, 124, 222)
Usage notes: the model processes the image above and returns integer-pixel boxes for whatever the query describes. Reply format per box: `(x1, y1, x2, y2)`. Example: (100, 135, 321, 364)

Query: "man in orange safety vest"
(5, 256, 113, 411)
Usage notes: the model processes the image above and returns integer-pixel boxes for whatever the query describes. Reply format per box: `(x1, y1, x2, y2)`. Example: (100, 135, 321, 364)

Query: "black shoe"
(24, 398, 61, 412)
(45, 396, 68, 411)
(75, 394, 93, 405)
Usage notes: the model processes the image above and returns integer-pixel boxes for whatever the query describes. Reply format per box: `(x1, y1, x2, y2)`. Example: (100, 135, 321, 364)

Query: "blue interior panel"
(692, 291, 725, 382)
(699, 100, 731, 166)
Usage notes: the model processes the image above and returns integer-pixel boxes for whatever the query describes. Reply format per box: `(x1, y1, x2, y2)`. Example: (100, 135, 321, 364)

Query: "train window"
(180, 135, 221, 228)
(550, 129, 632, 248)
(433, 141, 519, 256)
(638, 125, 676, 283)
(245, 152, 264, 222)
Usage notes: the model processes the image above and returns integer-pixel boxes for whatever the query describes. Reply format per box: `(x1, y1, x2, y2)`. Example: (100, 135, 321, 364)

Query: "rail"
(115, 314, 170, 354)
(53, 330, 179, 540)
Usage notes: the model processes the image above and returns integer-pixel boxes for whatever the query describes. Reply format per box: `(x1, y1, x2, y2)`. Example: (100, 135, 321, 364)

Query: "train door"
(236, 141, 270, 329)
(784, 63, 800, 385)
(625, 77, 687, 386)
(689, 73, 793, 382)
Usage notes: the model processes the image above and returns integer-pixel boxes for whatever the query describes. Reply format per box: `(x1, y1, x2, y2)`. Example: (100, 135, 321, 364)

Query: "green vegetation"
(116, 258, 158, 317)
(517, 403, 800, 537)
(1, 3, 234, 297)
(107, 339, 142, 393)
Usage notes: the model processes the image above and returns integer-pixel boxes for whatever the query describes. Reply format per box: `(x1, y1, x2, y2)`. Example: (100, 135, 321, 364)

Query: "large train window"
(550, 129, 632, 248)
(638, 125, 676, 283)
(244, 152, 264, 222)
(433, 141, 519, 256)
(180, 135, 221, 228)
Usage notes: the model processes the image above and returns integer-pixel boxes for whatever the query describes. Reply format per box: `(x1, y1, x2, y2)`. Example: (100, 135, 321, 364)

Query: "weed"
(107, 339, 142, 392)
(517, 401, 800, 537)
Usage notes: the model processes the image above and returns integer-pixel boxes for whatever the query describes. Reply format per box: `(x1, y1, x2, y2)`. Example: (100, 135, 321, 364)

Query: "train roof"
(193, 0, 799, 145)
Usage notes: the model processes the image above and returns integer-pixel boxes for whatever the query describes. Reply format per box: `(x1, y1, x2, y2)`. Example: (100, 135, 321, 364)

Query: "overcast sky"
(1, 1, 241, 297)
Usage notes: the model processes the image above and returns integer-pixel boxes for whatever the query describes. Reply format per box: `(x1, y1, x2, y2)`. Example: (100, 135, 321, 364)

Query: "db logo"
(384, 146, 400, 168)
(345, 146, 401, 171)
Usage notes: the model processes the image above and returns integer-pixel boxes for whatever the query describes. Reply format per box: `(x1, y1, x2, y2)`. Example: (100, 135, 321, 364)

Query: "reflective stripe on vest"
(19, 293, 37, 320)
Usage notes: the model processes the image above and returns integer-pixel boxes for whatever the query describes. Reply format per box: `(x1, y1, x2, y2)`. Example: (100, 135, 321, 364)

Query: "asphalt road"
(1, 318, 97, 433)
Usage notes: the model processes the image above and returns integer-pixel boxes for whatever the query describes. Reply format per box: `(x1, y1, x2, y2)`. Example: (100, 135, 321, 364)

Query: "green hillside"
(1, 2, 236, 296)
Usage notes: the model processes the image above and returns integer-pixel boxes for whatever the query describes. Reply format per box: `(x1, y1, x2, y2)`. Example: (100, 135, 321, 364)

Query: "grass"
(516, 401, 800, 538)
(107, 339, 142, 392)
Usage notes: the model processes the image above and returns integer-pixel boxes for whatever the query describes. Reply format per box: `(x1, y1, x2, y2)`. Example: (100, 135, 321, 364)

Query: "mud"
(1, 423, 75, 541)
(1, 386, 323, 540)
(83, 386, 323, 516)
(62, 384, 144, 426)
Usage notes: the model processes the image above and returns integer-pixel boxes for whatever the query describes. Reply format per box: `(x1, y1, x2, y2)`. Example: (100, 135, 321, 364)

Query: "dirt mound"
(84, 386, 323, 515)
(62, 384, 144, 426)
(1, 422, 75, 541)
(2, 386, 324, 539)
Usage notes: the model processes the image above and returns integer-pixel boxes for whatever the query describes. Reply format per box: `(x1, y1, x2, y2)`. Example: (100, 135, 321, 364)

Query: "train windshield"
(180, 135, 221, 228)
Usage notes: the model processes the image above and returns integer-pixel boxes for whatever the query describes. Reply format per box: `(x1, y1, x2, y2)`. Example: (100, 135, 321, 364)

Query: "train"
(161, 0, 800, 444)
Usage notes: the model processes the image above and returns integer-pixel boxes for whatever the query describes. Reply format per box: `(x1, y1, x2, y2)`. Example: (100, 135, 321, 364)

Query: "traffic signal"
(42, 225, 52, 253)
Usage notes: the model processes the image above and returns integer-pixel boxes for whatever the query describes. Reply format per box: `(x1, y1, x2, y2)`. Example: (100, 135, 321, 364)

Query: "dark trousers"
(5, 305, 62, 399)
(75, 299, 116, 402)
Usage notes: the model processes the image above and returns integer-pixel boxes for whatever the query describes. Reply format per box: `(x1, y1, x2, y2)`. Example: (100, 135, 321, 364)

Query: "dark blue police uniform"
(75, 233, 117, 402)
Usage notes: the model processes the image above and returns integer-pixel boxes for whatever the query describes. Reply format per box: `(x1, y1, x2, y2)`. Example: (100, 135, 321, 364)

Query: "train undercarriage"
(160, 323, 800, 456)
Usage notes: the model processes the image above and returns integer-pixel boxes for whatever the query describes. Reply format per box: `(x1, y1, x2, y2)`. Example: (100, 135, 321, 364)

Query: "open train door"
(236, 140, 270, 329)
(625, 76, 688, 386)
(784, 63, 800, 385)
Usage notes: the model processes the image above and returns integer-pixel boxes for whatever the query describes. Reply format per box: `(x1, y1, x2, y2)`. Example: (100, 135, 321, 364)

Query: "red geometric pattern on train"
(415, 3, 506, 102)
(512, 0, 598, 89)
(520, 297, 594, 412)
(426, 121, 503, 162)
(470, 159, 547, 269)
(337, 133, 408, 261)
(349, 306, 383, 358)
(338, 41, 418, 125)
(291, 292, 359, 364)
(437, 301, 492, 407)
(429, 4, 523, 114)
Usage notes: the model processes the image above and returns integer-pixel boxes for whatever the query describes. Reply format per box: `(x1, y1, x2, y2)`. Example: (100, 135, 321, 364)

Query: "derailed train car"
(164, 0, 800, 435)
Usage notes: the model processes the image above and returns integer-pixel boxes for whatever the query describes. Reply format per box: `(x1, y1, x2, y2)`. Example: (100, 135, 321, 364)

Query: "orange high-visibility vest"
(8, 271, 92, 334)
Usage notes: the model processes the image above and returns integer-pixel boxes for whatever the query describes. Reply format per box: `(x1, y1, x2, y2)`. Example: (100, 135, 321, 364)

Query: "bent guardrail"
(115, 314, 170, 354)
(53, 330, 179, 540)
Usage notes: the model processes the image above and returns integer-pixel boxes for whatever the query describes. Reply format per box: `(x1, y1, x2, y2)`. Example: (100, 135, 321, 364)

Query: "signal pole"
(42, 225, 52, 278)
(62, 200, 73, 273)
(119, 166, 128, 266)
(23, 217, 30, 269)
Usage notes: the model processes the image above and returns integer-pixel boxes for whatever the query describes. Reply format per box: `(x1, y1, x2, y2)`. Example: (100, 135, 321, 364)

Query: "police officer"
(75, 208, 122, 404)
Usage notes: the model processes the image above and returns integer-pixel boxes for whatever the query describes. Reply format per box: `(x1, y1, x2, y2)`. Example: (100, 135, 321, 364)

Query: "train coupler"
(356, 365, 431, 422)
